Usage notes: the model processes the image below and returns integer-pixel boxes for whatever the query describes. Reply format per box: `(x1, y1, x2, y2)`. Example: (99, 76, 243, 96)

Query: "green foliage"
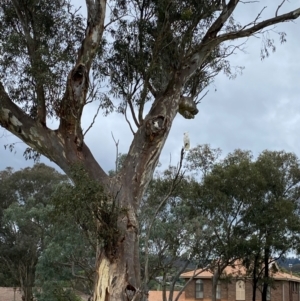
(35, 216, 94, 299)
(34, 283, 83, 301)
(185, 144, 222, 176)
(102, 0, 242, 111)
(196, 148, 300, 301)
(0, 164, 67, 299)
(52, 164, 121, 252)
(0, 0, 85, 118)
(0, 0, 245, 123)
(0, 163, 95, 298)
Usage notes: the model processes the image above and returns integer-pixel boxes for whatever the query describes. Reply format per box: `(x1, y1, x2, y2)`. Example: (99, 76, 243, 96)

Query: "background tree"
(197, 150, 257, 301)
(199, 149, 300, 301)
(1, 1, 300, 300)
(35, 216, 95, 301)
(140, 147, 300, 301)
(139, 162, 213, 301)
(0, 164, 67, 301)
(242, 150, 300, 301)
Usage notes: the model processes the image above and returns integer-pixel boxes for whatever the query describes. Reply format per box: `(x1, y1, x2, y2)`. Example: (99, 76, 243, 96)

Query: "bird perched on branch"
(183, 132, 190, 151)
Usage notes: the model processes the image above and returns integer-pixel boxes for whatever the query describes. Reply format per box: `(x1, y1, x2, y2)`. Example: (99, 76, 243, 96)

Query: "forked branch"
(217, 7, 300, 42)
(181, 4, 300, 82)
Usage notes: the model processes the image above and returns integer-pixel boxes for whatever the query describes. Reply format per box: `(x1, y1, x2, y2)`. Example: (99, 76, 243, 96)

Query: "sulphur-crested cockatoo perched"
(183, 132, 190, 151)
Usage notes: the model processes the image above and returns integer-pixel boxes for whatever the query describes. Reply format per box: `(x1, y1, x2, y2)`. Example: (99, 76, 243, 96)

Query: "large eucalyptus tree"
(0, 1, 300, 300)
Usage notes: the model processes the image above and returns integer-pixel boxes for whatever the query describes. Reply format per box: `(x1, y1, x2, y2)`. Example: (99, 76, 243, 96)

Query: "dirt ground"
(0, 287, 91, 301)
(0, 287, 22, 301)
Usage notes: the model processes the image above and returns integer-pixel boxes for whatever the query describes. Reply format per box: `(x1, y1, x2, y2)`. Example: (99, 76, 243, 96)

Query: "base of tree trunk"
(93, 251, 141, 301)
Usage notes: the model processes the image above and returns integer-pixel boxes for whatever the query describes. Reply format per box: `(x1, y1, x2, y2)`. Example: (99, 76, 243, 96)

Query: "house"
(179, 261, 300, 301)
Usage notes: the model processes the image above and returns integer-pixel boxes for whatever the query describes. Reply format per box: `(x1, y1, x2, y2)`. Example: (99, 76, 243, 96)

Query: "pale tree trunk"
(91, 92, 182, 301)
(92, 178, 143, 301)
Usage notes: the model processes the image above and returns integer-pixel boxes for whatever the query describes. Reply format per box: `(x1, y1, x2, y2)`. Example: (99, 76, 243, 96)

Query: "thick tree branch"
(179, 0, 239, 81)
(57, 0, 107, 149)
(0, 81, 48, 152)
(58, 64, 89, 149)
(77, 0, 107, 70)
(217, 7, 300, 42)
(201, 0, 240, 43)
(0, 81, 108, 183)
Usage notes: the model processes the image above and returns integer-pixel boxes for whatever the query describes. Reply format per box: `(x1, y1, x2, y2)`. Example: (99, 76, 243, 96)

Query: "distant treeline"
(278, 257, 300, 271)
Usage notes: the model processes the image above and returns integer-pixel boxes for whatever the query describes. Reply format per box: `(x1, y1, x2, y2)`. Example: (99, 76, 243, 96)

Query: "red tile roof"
(180, 262, 246, 279)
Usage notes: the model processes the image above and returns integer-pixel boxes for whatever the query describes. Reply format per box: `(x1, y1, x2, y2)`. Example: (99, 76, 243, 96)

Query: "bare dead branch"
(239, 6, 267, 30)
(111, 132, 119, 173)
(195, 90, 209, 105)
(104, 13, 128, 29)
(86, 78, 98, 104)
(276, 0, 287, 17)
(143, 148, 186, 287)
(83, 103, 102, 137)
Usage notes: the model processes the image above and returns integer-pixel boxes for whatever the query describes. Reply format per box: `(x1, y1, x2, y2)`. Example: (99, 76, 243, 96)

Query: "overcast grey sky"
(1, 0, 300, 173)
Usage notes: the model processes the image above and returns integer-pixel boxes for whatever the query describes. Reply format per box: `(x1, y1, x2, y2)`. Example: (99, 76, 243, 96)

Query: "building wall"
(287, 281, 300, 301)
(183, 278, 300, 301)
(184, 278, 212, 301)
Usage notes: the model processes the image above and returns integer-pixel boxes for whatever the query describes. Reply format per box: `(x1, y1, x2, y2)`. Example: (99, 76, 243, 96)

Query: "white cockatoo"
(153, 120, 159, 129)
(183, 132, 190, 151)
